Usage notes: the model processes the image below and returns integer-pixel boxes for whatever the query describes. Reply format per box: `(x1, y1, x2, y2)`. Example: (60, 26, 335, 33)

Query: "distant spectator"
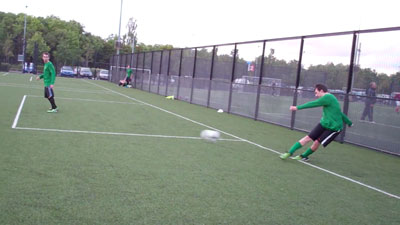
(360, 82, 377, 123)
(271, 82, 277, 96)
(394, 93, 400, 114)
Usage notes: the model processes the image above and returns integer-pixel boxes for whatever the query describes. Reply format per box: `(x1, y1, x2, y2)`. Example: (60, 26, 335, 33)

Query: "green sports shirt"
(297, 93, 352, 131)
(39, 61, 56, 87)
(126, 68, 133, 78)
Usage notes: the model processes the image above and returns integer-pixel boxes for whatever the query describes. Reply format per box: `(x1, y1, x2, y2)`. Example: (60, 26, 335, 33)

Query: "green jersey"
(126, 68, 133, 78)
(39, 61, 56, 87)
(297, 93, 352, 131)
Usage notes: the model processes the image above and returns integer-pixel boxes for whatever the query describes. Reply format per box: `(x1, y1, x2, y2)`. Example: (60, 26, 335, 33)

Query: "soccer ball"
(200, 130, 220, 142)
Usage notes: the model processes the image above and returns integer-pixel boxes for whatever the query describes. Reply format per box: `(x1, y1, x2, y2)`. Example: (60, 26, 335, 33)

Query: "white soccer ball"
(217, 109, 223, 113)
(200, 130, 221, 142)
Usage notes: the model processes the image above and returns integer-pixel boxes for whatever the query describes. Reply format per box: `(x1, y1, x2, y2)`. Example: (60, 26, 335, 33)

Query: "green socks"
(289, 142, 302, 154)
(289, 142, 315, 158)
(301, 148, 314, 158)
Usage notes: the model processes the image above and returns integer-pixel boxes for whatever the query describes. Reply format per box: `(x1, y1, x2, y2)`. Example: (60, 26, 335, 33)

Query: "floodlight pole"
(22, 5, 27, 73)
(113, 0, 123, 82)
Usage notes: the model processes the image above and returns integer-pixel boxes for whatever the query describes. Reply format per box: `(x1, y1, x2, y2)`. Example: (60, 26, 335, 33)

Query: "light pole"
(22, 5, 28, 73)
(112, 0, 123, 81)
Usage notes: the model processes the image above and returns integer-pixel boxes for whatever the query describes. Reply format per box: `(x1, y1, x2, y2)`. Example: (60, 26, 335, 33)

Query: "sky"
(2, 0, 399, 73)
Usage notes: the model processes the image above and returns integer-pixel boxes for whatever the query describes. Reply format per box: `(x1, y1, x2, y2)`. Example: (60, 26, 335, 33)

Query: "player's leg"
(295, 140, 320, 161)
(46, 87, 57, 112)
(369, 106, 374, 122)
(289, 123, 324, 161)
(294, 129, 340, 161)
(280, 124, 321, 160)
(360, 104, 368, 120)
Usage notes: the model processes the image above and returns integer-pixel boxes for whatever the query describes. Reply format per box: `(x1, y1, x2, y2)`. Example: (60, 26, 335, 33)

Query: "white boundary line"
(0, 82, 111, 94)
(82, 79, 400, 200)
(27, 95, 144, 105)
(13, 127, 242, 142)
(11, 94, 240, 142)
(12, 95, 27, 128)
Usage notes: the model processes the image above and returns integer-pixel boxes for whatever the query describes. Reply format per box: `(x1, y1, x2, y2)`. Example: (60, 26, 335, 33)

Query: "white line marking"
(358, 121, 400, 129)
(297, 160, 400, 199)
(27, 95, 144, 105)
(12, 95, 27, 129)
(14, 127, 243, 142)
(0, 82, 111, 94)
(83, 79, 400, 200)
(29, 76, 32, 82)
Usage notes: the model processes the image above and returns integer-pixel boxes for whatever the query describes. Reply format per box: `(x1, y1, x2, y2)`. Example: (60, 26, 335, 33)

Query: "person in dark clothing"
(360, 82, 377, 123)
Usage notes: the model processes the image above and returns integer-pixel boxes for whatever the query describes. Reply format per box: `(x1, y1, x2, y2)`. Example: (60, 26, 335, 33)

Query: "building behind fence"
(109, 27, 400, 156)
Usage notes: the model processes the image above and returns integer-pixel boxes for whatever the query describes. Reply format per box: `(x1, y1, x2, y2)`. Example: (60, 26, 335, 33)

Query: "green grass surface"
(1, 72, 399, 225)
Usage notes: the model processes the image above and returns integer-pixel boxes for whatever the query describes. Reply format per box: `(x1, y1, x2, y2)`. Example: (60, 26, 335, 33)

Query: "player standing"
(36, 52, 58, 113)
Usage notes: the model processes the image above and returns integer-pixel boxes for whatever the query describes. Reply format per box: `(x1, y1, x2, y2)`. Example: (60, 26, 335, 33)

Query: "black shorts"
(308, 123, 341, 147)
(125, 77, 131, 82)
(44, 87, 55, 98)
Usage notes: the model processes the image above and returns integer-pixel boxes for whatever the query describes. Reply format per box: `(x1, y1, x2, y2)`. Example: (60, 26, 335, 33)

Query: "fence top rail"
(114, 26, 400, 57)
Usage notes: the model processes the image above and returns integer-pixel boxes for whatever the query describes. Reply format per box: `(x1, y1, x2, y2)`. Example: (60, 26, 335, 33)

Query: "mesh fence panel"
(178, 76, 192, 102)
(181, 49, 195, 77)
(108, 28, 400, 155)
(150, 52, 162, 93)
(213, 45, 234, 81)
(209, 80, 230, 111)
(345, 96, 400, 154)
(167, 76, 178, 97)
(158, 74, 167, 96)
(257, 87, 294, 127)
(192, 78, 210, 106)
(142, 52, 152, 91)
(231, 84, 258, 117)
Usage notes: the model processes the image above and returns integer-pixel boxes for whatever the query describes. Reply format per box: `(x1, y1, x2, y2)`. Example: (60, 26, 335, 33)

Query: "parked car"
(233, 78, 250, 88)
(22, 62, 36, 74)
(60, 66, 76, 77)
(99, 69, 109, 80)
(79, 67, 93, 78)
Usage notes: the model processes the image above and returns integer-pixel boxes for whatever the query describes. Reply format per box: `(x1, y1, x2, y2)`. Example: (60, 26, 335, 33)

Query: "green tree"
(26, 32, 49, 57)
(2, 35, 14, 62)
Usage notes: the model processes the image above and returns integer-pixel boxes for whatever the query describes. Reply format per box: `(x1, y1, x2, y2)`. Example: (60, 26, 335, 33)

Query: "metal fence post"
(149, 52, 154, 91)
(255, 40, 267, 120)
(177, 49, 183, 99)
(228, 44, 238, 113)
(207, 46, 216, 108)
(134, 53, 139, 88)
(157, 51, 163, 95)
(340, 32, 358, 143)
(190, 48, 198, 103)
(141, 52, 145, 90)
(165, 50, 172, 96)
(290, 37, 305, 130)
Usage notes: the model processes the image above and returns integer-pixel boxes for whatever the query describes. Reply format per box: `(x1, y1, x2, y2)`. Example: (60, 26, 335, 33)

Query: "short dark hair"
(315, 84, 328, 92)
(42, 52, 50, 57)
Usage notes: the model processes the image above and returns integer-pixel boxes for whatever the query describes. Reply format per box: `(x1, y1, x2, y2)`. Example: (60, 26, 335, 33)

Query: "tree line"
(0, 11, 173, 71)
(1, 11, 399, 95)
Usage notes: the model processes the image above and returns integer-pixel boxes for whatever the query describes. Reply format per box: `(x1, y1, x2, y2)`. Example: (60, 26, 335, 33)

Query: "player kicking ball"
(36, 52, 58, 113)
(280, 84, 352, 161)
